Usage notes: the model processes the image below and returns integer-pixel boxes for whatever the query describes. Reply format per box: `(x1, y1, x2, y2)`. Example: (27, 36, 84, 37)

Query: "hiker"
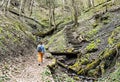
(37, 41, 45, 66)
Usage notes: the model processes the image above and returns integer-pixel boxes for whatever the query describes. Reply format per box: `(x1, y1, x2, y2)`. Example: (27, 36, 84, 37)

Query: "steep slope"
(0, 13, 36, 81)
(46, 5, 120, 82)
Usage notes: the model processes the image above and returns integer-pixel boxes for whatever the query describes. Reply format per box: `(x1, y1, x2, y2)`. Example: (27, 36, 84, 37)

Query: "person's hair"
(39, 41, 43, 44)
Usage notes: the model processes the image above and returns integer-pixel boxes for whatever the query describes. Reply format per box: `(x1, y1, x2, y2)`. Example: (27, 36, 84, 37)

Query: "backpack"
(37, 46, 42, 52)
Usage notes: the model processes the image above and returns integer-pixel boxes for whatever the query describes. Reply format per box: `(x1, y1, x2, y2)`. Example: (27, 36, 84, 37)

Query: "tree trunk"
(88, 0, 92, 7)
(0, 0, 5, 7)
(29, 0, 34, 17)
(49, 5, 52, 28)
(71, 0, 78, 26)
(19, 0, 23, 17)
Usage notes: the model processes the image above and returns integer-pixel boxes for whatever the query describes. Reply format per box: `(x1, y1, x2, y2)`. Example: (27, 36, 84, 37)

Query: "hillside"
(0, 0, 120, 82)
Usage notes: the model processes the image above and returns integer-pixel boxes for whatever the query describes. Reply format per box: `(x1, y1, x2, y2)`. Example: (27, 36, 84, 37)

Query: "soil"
(0, 49, 54, 82)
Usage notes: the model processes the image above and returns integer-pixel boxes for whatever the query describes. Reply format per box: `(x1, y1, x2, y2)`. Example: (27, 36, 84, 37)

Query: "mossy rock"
(46, 30, 67, 52)
(92, 22, 98, 28)
(85, 41, 98, 52)
(69, 61, 82, 72)
(103, 48, 116, 59)
(81, 58, 89, 65)
(77, 59, 101, 75)
(73, 76, 80, 80)
(102, 19, 110, 25)
(88, 69, 97, 77)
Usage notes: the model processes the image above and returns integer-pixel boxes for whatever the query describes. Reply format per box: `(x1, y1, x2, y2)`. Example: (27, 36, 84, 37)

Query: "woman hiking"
(37, 41, 45, 66)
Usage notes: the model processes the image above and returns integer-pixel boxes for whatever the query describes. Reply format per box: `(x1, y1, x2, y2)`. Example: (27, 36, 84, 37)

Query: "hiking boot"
(38, 64, 41, 66)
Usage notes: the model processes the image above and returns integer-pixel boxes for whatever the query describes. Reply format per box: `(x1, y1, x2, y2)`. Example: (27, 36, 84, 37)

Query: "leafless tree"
(71, 0, 78, 26)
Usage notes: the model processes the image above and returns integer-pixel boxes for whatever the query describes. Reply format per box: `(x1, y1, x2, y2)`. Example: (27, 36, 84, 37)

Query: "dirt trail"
(8, 50, 54, 82)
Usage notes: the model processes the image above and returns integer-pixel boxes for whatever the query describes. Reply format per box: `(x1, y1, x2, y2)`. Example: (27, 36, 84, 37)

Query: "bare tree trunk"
(22, 0, 27, 14)
(19, 0, 23, 17)
(29, 0, 34, 17)
(105, 0, 108, 12)
(48, 0, 56, 28)
(0, 0, 5, 7)
(88, 0, 94, 7)
(49, 5, 52, 28)
(112, 0, 115, 5)
(71, 0, 78, 26)
(4, 0, 11, 15)
(88, 0, 92, 7)
(52, 3, 56, 28)
(91, 0, 94, 7)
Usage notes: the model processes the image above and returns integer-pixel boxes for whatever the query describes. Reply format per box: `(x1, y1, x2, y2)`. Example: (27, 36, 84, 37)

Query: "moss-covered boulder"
(46, 29, 68, 52)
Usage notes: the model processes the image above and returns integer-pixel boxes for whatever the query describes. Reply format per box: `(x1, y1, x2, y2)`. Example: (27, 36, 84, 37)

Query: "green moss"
(102, 19, 110, 25)
(85, 41, 98, 52)
(116, 42, 120, 49)
(66, 48, 74, 53)
(98, 67, 120, 82)
(81, 57, 89, 65)
(73, 76, 80, 80)
(77, 59, 101, 75)
(96, 38, 101, 43)
(100, 62, 105, 75)
(103, 48, 116, 59)
(108, 68, 120, 82)
(85, 53, 91, 59)
(108, 37, 114, 45)
(108, 31, 115, 44)
(0, 27, 3, 33)
(88, 69, 98, 77)
(92, 22, 98, 28)
(69, 60, 82, 72)
(46, 30, 67, 52)
(87, 28, 98, 38)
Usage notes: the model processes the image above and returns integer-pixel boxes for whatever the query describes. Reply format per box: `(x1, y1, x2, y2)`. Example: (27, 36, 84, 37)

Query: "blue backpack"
(37, 46, 42, 52)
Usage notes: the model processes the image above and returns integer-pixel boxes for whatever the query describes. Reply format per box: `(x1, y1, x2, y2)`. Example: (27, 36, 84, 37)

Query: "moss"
(86, 24, 102, 39)
(85, 41, 98, 52)
(85, 53, 91, 59)
(96, 38, 101, 43)
(108, 37, 114, 45)
(73, 76, 80, 80)
(0, 27, 3, 33)
(98, 66, 120, 82)
(87, 28, 98, 38)
(116, 42, 120, 49)
(46, 29, 67, 52)
(103, 48, 116, 59)
(102, 19, 110, 25)
(48, 58, 56, 68)
(81, 57, 89, 65)
(69, 61, 82, 72)
(100, 62, 105, 75)
(88, 69, 97, 77)
(92, 22, 98, 28)
(77, 59, 101, 75)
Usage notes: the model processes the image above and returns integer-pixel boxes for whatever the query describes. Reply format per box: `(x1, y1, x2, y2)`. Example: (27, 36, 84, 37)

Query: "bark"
(88, 0, 92, 8)
(29, 0, 34, 17)
(71, 0, 78, 26)
(0, 0, 5, 7)
(47, 0, 56, 28)
(19, 0, 23, 17)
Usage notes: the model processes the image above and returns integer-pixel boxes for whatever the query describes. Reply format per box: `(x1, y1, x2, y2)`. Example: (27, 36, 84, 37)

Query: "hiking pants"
(38, 52, 43, 63)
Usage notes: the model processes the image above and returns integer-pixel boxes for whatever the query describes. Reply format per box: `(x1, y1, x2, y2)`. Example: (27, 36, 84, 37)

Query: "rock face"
(47, 5, 120, 82)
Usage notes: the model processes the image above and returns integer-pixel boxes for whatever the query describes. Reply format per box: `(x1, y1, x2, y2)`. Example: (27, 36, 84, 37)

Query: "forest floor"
(0, 49, 54, 82)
